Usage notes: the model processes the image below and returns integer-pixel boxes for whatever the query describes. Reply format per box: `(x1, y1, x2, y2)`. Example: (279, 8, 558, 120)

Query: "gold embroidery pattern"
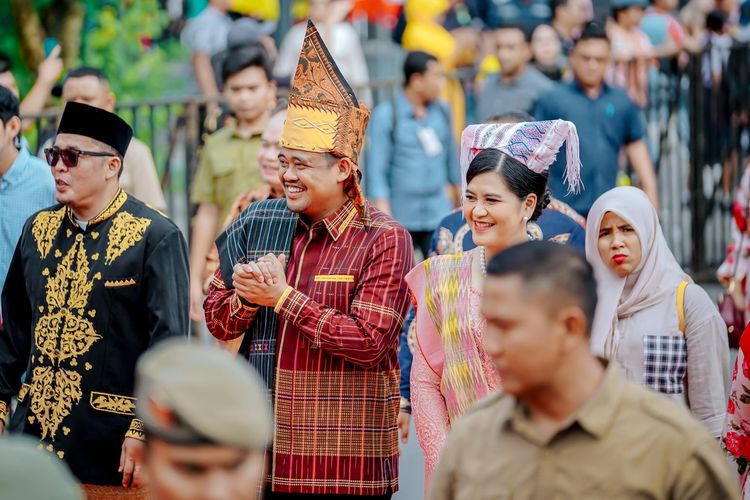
(0, 401, 8, 424)
(65, 189, 128, 228)
(31, 208, 65, 259)
(31, 238, 102, 440)
(90, 392, 136, 416)
(104, 278, 136, 288)
(290, 116, 337, 135)
(125, 418, 145, 441)
(105, 212, 151, 265)
(18, 383, 31, 403)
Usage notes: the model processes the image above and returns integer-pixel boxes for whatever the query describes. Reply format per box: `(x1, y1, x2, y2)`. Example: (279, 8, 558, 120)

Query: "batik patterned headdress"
(459, 120, 583, 195)
(281, 20, 371, 222)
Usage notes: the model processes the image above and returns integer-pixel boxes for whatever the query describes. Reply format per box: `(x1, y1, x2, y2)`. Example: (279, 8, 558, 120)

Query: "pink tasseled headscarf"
(459, 120, 583, 195)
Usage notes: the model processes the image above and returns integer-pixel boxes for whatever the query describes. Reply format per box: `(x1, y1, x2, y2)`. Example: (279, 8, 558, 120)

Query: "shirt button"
(75, 234, 84, 242)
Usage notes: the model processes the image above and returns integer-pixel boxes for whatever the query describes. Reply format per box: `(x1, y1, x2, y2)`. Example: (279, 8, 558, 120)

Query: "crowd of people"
(2, 0, 750, 499)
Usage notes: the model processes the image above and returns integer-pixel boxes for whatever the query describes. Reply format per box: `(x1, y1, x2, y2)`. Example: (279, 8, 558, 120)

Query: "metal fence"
(649, 44, 750, 278)
(20, 43, 750, 277)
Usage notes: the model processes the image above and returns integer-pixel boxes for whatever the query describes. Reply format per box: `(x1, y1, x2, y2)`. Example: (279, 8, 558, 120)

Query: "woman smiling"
(405, 120, 581, 486)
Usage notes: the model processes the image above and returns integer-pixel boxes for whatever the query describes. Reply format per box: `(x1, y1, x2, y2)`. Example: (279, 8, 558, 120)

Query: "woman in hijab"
(406, 119, 582, 486)
(723, 324, 750, 499)
(587, 186, 729, 437)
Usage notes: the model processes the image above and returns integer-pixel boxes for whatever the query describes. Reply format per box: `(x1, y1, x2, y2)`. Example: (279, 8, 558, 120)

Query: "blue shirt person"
(533, 22, 658, 215)
(0, 86, 56, 300)
(0, 147, 56, 295)
(366, 51, 460, 257)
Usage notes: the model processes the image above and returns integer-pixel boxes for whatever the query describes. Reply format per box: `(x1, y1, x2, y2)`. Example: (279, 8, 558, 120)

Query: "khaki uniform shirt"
(120, 138, 167, 213)
(190, 126, 263, 224)
(429, 361, 738, 500)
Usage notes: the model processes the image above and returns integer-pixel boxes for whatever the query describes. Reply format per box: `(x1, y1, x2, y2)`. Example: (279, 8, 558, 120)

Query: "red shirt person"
(204, 21, 414, 498)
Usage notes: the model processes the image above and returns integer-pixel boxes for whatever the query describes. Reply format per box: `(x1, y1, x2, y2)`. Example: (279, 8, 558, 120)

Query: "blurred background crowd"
(3, 0, 750, 274)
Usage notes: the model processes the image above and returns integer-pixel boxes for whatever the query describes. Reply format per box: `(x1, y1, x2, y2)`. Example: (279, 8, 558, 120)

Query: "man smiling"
(204, 21, 414, 498)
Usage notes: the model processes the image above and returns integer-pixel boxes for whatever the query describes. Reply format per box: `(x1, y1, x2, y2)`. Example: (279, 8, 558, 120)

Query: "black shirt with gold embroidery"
(0, 190, 189, 485)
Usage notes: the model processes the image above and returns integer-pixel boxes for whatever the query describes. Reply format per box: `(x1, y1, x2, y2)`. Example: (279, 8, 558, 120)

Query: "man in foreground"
(429, 241, 737, 499)
(136, 339, 272, 500)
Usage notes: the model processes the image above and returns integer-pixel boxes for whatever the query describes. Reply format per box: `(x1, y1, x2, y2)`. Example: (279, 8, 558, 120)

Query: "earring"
(523, 216, 529, 223)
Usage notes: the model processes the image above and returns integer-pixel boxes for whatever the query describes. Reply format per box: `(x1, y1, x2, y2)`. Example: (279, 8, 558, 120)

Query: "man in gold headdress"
(204, 20, 414, 498)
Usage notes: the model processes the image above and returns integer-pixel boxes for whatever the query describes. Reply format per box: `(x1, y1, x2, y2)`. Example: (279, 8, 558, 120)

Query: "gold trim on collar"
(66, 189, 128, 227)
(322, 202, 358, 241)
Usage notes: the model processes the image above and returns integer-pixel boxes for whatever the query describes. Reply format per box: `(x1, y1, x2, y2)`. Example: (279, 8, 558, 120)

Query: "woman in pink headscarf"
(405, 120, 582, 487)
(586, 186, 729, 437)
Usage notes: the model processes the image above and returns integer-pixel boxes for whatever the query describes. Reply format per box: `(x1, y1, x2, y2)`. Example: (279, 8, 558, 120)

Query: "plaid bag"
(642, 280, 690, 395)
(643, 335, 688, 394)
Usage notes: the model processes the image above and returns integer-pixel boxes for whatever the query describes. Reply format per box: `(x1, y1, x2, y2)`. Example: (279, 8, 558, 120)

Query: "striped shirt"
(0, 148, 56, 296)
(204, 201, 414, 495)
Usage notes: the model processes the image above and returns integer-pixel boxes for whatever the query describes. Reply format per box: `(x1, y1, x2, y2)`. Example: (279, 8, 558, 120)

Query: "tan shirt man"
(429, 361, 738, 500)
(120, 137, 167, 213)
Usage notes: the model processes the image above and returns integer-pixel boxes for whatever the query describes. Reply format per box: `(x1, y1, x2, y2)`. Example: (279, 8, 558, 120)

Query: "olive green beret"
(0, 436, 82, 500)
(135, 339, 272, 449)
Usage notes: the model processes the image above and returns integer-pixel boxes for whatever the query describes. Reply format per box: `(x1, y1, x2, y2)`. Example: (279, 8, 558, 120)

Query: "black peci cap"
(56, 101, 133, 157)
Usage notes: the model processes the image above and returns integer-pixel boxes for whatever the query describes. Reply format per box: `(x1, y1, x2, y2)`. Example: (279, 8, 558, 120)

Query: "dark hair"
(574, 21, 610, 46)
(0, 85, 20, 125)
(64, 66, 109, 84)
(494, 23, 530, 42)
(222, 42, 273, 83)
(466, 149, 550, 221)
(403, 51, 438, 87)
(612, 3, 645, 21)
(551, 0, 570, 15)
(487, 241, 598, 335)
(486, 111, 535, 124)
(706, 9, 727, 33)
(0, 52, 11, 74)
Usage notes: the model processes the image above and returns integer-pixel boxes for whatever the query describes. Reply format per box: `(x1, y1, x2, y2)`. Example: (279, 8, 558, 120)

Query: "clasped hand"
(232, 253, 288, 307)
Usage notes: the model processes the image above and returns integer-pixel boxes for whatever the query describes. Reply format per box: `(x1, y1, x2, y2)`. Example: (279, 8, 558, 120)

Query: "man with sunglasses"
(41, 66, 167, 213)
(0, 86, 56, 330)
(0, 101, 189, 497)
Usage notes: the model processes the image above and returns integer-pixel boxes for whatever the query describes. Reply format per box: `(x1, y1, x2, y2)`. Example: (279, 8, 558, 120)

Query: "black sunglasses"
(45, 146, 116, 168)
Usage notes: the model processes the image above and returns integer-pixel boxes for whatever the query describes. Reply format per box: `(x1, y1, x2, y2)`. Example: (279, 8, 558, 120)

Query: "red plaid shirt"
(204, 201, 414, 495)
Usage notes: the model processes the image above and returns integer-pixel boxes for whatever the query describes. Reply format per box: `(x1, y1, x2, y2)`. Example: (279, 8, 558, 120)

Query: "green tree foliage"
(1, 0, 186, 101)
(83, 1, 187, 102)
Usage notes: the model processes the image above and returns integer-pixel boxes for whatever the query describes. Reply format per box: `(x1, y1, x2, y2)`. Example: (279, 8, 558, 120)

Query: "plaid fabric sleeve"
(204, 268, 259, 341)
(275, 226, 414, 369)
